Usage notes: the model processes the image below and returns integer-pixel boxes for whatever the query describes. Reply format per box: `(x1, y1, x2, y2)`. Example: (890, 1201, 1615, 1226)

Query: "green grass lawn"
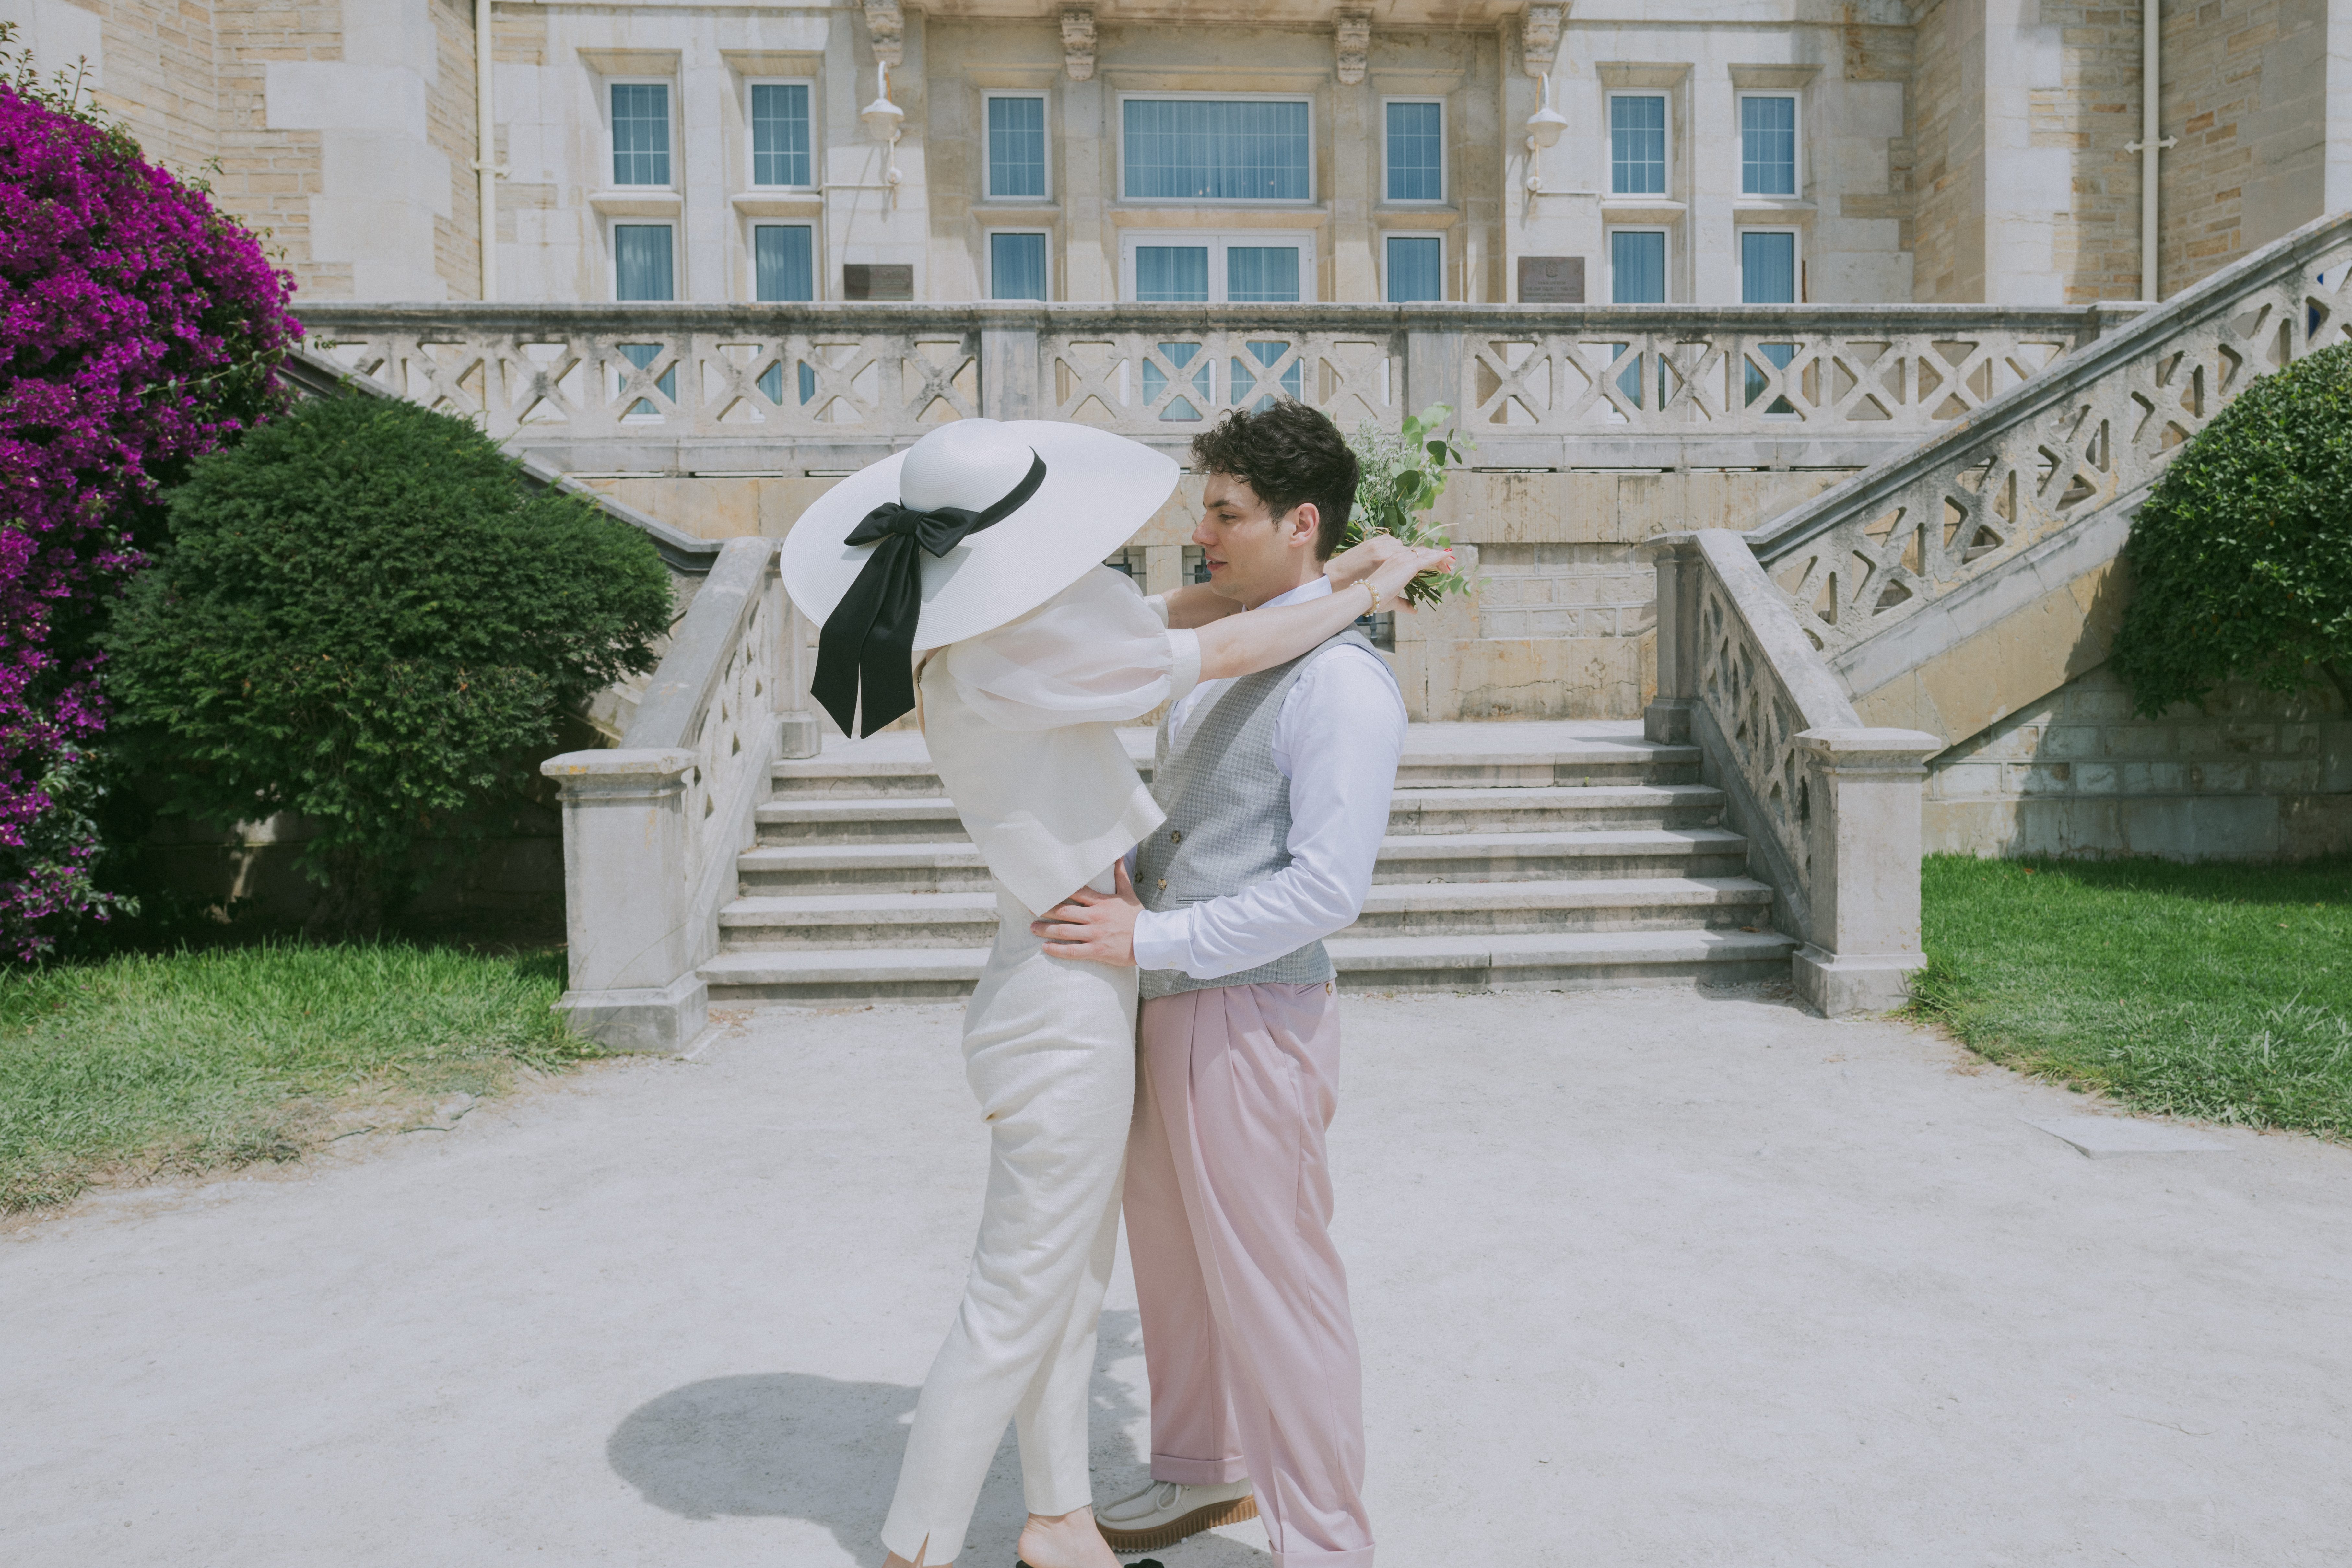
(1912, 854, 2352, 1137)
(0, 941, 599, 1214)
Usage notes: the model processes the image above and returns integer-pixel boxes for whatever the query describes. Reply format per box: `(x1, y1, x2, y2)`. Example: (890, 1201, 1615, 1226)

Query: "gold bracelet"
(1361, 579, 1382, 617)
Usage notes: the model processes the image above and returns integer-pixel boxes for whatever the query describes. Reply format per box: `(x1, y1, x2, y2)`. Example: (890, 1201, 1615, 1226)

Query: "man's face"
(1194, 472, 1320, 609)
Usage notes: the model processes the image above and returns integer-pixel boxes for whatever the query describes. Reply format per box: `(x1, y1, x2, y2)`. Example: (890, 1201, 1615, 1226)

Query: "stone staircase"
(698, 721, 1797, 1004)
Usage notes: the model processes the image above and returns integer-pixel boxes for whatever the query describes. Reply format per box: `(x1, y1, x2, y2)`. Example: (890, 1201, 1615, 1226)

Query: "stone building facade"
(8, 0, 2346, 309)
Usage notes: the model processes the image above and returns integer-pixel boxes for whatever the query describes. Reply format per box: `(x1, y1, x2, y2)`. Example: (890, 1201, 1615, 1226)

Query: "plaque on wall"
(843, 263, 915, 301)
(1517, 255, 1585, 304)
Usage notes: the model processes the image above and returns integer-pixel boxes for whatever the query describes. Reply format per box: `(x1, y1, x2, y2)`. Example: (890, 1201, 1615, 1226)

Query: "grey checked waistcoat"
(1135, 627, 1376, 1002)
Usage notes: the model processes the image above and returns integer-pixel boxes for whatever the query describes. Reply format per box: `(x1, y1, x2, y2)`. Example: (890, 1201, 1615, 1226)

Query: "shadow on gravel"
(609, 1370, 915, 1560)
(607, 1312, 1276, 1564)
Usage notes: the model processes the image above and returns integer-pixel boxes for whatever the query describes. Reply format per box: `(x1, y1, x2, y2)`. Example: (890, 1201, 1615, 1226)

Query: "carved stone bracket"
(864, 0, 904, 68)
(1335, 9, 1371, 86)
(1062, 7, 1096, 81)
(1520, 2, 1564, 77)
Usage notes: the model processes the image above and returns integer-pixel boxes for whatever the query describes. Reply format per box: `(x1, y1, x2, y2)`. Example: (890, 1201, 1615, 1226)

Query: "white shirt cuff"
(1165, 627, 1201, 707)
(1132, 907, 1193, 974)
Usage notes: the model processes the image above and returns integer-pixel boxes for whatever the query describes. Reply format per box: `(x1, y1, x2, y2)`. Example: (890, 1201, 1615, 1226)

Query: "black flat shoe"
(1015, 1562, 1163, 1567)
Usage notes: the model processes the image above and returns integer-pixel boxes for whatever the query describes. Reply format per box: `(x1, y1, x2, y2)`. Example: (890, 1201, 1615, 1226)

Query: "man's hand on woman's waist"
(1034, 861, 1142, 966)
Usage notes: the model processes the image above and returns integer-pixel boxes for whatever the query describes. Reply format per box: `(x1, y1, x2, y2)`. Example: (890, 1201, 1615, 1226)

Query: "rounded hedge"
(105, 395, 673, 929)
(2110, 340, 2352, 717)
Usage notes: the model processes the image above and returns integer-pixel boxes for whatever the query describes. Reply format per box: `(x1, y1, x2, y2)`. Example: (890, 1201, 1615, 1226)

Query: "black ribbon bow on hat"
(811, 451, 1047, 737)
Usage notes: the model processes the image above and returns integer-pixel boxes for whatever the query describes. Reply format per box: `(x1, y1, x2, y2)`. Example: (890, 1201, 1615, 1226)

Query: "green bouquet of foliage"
(1345, 403, 1475, 608)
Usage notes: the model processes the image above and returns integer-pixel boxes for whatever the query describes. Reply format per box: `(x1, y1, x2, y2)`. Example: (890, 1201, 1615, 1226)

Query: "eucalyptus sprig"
(1346, 403, 1476, 608)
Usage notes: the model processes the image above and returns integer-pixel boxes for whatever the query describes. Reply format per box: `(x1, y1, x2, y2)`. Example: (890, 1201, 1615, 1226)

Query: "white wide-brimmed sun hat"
(780, 418, 1179, 737)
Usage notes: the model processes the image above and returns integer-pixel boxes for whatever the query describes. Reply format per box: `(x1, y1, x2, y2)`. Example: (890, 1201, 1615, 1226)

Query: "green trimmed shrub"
(105, 395, 673, 930)
(2110, 341, 2352, 717)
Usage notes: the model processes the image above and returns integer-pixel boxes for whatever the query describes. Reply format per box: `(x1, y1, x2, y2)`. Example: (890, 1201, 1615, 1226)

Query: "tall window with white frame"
(1608, 93, 1667, 195)
(1606, 227, 1666, 408)
(990, 231, 1048, 300)
(1385, 234, 1442, 302)
(611, 82, 671, 186)
(1384, 99, 1443, 203)
(987, 95, 1048, 199)
(1739, 94, 1798, 196)
(1740, 228, 1800, 413)
(751, 82, 813, 188)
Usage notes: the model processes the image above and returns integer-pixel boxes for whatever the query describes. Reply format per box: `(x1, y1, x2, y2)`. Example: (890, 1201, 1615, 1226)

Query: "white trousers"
(881, 875, 1136, 1564)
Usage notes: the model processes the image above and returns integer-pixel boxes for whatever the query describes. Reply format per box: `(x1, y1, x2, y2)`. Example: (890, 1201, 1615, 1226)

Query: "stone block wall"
(1925, 665, 2352, 859)
(11, 0, 484, 301)
(584, 463, 1854, 725)
(2030, 0, 2144, 302)
(1904, 0, 1984, 304)
(2158, 0, 2331, 295)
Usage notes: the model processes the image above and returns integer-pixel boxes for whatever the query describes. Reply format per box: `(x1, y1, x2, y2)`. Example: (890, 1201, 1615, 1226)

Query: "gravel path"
(6, 989, 2348, 1566)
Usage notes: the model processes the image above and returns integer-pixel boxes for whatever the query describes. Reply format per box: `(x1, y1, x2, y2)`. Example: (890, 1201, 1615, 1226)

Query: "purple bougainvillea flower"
(0, 80, 300, 956)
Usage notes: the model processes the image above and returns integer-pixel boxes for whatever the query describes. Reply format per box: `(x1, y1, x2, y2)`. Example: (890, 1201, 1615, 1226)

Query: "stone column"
(539, 749, 708, 1050)
(1790, 726, 1945, 1016)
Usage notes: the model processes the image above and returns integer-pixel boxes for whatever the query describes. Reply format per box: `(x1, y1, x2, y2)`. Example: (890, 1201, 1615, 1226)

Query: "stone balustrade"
(1646, 531, 1938, 1016)
(297, 300, 2127, 475)
(1747, 212, 2352, 677)
(539, 536, 819, 1050)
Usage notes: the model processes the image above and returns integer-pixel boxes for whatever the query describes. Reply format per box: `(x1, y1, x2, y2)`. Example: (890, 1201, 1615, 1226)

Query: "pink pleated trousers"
(1126, 980, 1373, 1568)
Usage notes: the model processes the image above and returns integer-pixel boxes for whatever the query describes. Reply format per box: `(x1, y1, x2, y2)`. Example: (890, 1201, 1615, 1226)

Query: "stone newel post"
(1642, 536, 1699, 746)
(1791, 727, 1944, 1017)
(540, 748, 706, 1051)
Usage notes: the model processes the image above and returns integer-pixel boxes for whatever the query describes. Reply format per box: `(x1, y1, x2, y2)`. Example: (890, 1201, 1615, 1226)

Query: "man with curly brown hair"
(1037, 400, 1443, 1568)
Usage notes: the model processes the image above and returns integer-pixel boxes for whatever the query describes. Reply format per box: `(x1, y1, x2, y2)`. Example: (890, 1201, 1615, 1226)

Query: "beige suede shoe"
(1094, 1478, 1258, 1552)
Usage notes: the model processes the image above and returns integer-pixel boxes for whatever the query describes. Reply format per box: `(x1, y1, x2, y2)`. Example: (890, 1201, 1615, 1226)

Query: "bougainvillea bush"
(0, 47, 300, 958)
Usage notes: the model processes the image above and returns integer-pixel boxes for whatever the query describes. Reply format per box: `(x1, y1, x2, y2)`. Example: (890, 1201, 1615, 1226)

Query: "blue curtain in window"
(988, 97, 1048, 198)
(614, 224, 674, 301)
(1123, 100, 1310, 201)
(751, 84, 811, 187)
(1225, 246, 1299, 303)
(1609, 95, 1665, 195)
(1386, 235, 1443, 302)
(1136, 245, 1210, 302)
(991, 232, 1049, 300)
(1740, 230, 1797, 303)
(611, 83, 671, 186)
(1385, 101, 1442, 202)
(1740, 96, 1797, 196)
(755, 225, 814, 302)
(1611, 231, 1665, 303)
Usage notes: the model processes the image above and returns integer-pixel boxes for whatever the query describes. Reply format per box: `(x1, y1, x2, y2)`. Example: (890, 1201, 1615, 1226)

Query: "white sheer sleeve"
(945, 567, 1201, 732)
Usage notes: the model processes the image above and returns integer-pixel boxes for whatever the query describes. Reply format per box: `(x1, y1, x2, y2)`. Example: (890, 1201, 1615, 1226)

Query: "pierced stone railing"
(539, 536, 819, 1050)
(296, 301, 2126, 473)
(1646, 531, 1939, 1015)
(1747, 212, 2352, 680)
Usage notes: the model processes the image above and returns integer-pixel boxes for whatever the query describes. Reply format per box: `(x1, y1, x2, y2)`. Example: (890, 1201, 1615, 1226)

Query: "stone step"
(716, 877, 1778, 951)
(753, 784, 1727, 845)
(1365, 828, 1752, 884)
(736, 827, 1754, 894)
(769, 726, 1702, 799)
(699, 927, 1798, 1004)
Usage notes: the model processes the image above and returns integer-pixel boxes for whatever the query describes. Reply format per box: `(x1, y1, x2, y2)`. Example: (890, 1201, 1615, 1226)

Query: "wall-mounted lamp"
(860, 61, 906, 206)
(1523, 72, 1569, 195)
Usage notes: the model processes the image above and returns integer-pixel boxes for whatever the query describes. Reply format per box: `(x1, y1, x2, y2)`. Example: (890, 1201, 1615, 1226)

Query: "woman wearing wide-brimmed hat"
(780, 418, 1445, 1568)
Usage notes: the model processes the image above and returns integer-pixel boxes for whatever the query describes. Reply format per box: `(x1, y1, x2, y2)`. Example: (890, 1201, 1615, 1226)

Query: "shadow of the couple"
(606, 1309, 1273, 1565)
